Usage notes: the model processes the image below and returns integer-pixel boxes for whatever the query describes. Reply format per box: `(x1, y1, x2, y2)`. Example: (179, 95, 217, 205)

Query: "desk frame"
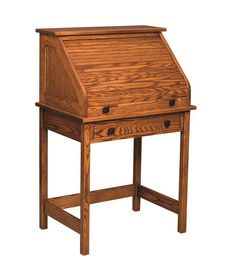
(38, 104, 192, 255)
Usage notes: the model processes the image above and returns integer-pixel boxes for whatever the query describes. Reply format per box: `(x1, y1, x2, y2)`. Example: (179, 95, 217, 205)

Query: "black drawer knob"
(169, 99, 176, 107)
(164, 120, 171, 128)
(102, 106, 110, 114)
(108, 127, 115, 135)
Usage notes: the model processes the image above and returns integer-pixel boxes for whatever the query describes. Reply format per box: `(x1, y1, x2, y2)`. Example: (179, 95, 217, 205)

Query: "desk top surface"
(36, 25, 166, 36)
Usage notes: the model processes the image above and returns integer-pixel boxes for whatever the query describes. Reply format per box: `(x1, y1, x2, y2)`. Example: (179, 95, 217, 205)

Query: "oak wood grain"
(37, 26, 194, 121)
(90, 113, 183, 143)
(46, 45, 77, 100)
(36, 102, 83, 121)
(41, 35, 87, 116)
(45, 201, 81, 233)
(138, 185, 179, 214)
(87, 97, 189, 119)
(178, 111, 190, 233)
(48, 184, 135, 209)
(44, 111, 81, 141)
(36, 25, 166, 36)
(39, 35, 47, 103)
(80, 123, 90, 255)
(62, 34, 190, 119)
(36, 102, 196, 123)
(39, 109, 48, 229)
(132, 138, 142, 211)
(62, 33, 159, 41)
(160, 33, 191, 94)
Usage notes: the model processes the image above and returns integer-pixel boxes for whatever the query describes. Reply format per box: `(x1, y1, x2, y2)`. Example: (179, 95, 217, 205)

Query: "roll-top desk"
(36, 25, 196, 255)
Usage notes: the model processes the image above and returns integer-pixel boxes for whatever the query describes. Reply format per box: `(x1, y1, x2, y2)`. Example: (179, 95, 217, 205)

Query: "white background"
(1, 0, 235, 271)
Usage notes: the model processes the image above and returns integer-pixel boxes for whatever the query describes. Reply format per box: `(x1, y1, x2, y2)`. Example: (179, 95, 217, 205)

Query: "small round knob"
(164, 120, 171, 128)
(169, 99, 176, 107)
(102, 106, 110, 114)
(108, 127, 115, 135)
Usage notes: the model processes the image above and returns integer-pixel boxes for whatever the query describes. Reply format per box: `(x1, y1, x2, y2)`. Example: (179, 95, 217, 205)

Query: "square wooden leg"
(39, 109, 48, 229)
(80, 124, 91, 255)
(178, 112, 190, 233)
(132, 137, 142, 211)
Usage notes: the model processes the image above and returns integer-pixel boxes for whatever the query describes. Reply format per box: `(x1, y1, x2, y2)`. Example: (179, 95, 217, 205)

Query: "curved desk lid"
(36, 26, 195, 121)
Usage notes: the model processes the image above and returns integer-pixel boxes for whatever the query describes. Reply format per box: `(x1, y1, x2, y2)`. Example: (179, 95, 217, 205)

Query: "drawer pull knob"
(164, 120, 171, 128)
(108, 127, 115, 135)
(169, 99, 176, 107)
(102, 106, 110, 114)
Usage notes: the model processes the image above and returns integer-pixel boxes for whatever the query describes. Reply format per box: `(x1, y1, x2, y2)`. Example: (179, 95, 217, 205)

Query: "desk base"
(39, 107, 190, 255)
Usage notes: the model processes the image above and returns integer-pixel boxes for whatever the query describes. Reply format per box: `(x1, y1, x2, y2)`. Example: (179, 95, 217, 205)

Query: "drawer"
(90, 113, 183, 142)
(87, 96, 189, 119)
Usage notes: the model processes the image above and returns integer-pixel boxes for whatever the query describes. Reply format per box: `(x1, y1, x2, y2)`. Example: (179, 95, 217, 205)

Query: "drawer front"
(90, 113, 183, 142)
(88, 96, 189, 119)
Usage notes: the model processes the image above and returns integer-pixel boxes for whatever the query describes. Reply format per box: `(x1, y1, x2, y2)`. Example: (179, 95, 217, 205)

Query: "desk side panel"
(39, 35, 87, 117)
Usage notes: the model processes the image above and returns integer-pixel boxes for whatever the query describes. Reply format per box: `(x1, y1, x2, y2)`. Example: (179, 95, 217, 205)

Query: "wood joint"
(44, 201, 81, 233)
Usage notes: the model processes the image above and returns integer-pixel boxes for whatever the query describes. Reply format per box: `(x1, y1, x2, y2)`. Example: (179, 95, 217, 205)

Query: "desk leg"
(132, 137, 142, 211)
(178, 112, 190, 233)
(39, 109, 48, 229)
(80, 124, 91, 255)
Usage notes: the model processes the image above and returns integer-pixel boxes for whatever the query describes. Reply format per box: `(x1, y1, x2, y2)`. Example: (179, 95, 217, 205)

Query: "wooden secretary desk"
(36, 26, 196, 255)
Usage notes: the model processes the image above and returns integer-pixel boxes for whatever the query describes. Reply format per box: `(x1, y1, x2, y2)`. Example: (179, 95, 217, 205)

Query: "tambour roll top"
(36, 26, 192, 122)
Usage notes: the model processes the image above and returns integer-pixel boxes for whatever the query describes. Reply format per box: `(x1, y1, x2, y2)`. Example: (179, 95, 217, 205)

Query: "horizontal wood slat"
(44, 201, 81, 233)
(80, 69, 185, 86)
(75, 60, 176, 73)
(48, 184, 135, 209)
(64, 37, 164, 49)
(62, 33, 160, 41)
(138, 185, 179, 213)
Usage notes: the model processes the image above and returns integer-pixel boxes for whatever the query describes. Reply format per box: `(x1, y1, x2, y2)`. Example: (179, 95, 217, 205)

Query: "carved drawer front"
(90, 113, 183, 142)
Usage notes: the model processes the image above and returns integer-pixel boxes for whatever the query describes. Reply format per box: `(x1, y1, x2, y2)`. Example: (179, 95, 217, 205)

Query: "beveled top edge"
(35, 25, 166, 36)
